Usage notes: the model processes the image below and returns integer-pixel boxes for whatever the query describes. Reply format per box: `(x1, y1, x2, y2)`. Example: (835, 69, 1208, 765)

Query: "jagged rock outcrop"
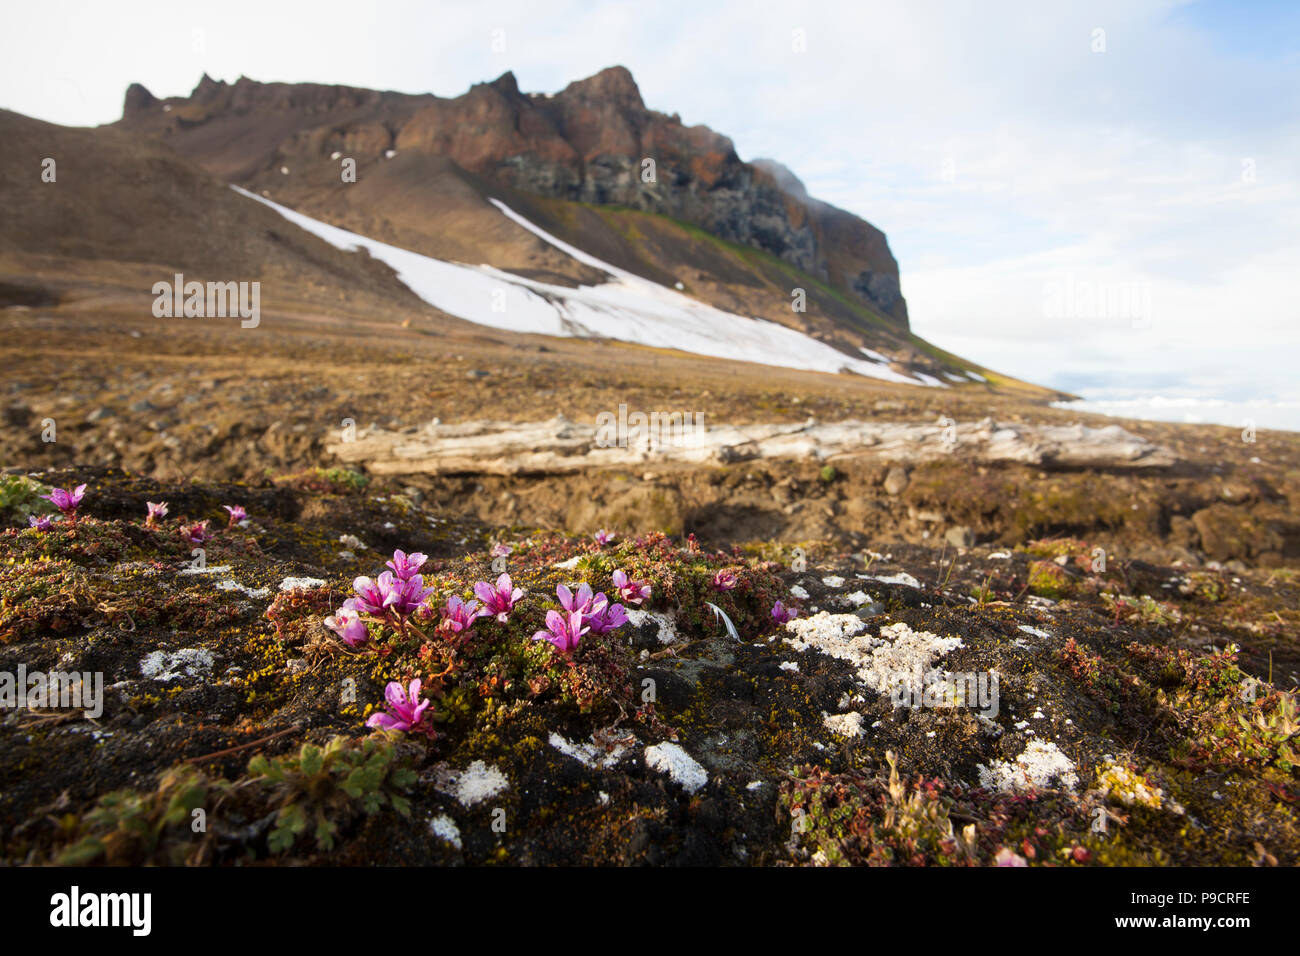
(115, 66, 909, 326)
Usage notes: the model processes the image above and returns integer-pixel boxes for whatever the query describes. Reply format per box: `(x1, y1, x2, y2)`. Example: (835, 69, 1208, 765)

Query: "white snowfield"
(233, 186, 934, 385)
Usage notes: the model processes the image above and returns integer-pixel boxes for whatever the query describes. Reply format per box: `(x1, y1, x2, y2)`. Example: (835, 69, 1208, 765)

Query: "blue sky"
(3, 0, 1298, 428)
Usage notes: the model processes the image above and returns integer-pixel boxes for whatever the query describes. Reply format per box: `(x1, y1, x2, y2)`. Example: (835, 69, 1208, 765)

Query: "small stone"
(945, 525, 974, 548)
(883, 466, 909, 496)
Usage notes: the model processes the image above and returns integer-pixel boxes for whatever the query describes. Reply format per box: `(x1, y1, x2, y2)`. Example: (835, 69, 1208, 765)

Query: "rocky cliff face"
(117, 67, 909, 327)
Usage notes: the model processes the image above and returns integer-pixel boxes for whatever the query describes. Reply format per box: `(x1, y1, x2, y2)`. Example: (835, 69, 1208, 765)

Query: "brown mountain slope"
(0, 108, 443, 322)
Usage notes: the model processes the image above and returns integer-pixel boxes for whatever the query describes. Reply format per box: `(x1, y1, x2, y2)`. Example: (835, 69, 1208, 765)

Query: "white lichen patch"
(862, 571, 922, 589)
(140, 648, 214, 683)
(624, 608, 679, 644)
(1017, 624, 1053, 639)
(822, 711, 866, 737)
(214, 578, 272, 599)
(428, 814, 462, 849)
(782, 613, 963, 701)
(279, 576, 327, 591)
(338, 534, 367, 550)
(843, 590, 872, 607)
(644, 742, 708, 793)
(978, 740, 1079, 793)
(548, 731, 634, 769)
(821, 575, 845, 588)
(178, 564, 233, 576)
(789, 584, 810, 600)
(429, 760, 509, 807)
(779, 661, 800, 672)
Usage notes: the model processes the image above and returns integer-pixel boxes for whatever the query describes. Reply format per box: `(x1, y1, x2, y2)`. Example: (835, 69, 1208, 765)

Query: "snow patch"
(235, 187, 941, 386)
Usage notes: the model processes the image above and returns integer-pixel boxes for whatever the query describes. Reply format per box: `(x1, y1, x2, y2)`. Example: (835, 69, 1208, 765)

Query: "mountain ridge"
(114, 66, 910, 328)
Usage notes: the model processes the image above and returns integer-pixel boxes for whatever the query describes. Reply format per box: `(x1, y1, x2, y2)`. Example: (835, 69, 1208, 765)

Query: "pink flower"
(348, 574, 393, 616)
(385, 549, 428, 581)
(994, 847, 1029, 867)
(474, 573, 523, 623)
(222, 504, 247, 526)
(713, 569, 737, 592)
(532, 609, 588, 655)
(611, 569, 650, 605)
(771, 600, 798, 624)
(324, 606, 368, 646)
(557, 582, 601, 616)
(386, 574, 436, 620)
(366, 679, 432, 734)
(585, 598, 628, 636)
(28, 515, 53, 532)
(41, 484, 86, 520)
(490, 542, 512, 558)
(593, 529, 616, 546)
(439, 594, 485, 634)
(181, 520, 210, 545)
(145, 501, 168, 529)
(555, 582, 627, 636)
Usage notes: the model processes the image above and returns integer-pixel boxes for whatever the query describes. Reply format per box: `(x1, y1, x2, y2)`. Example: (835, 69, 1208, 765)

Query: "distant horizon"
(3, 0, 1297, 430)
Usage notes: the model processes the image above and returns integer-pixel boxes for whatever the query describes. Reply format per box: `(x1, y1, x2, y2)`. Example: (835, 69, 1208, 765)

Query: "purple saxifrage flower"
(145, 501, 168, 529)
(222, 504, 247, 526)
(385, 548, 428, 581)
(181, 520, 209, 545)
(348, 573, 393, 616)
(713, 569, 737, 592)
(324, 606, 368, 647)
(386, 574, 436, 620)
(41, 484, 86, 521)
(611, 569, 650, 606)
(28, 514, 53, 532)
(593, 529, 616, 546)
(554, 582, 628, 637)
(439, 594, 485, 635)
(584, 598, 629, 636)
(557, 582, 601, 616)
(365, 679, 432, 734)
(771, 600, 798, 624)
(490, 542, 512, 558)
(532, 609, 588, 656)
(474, 573, 523, 623)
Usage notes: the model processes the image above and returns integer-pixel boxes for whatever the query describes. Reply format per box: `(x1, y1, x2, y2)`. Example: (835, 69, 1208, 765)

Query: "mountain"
(110, 67, 1027, 387)
(118, 68, 906, 315)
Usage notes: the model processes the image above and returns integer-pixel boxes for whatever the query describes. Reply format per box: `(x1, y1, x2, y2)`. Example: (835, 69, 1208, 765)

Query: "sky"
(3, 0, 1298, 429)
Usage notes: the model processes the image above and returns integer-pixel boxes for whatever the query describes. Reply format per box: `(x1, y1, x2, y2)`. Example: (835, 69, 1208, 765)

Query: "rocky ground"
(1, 298, 1298, 867)
(0, 463, 1296, 866)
